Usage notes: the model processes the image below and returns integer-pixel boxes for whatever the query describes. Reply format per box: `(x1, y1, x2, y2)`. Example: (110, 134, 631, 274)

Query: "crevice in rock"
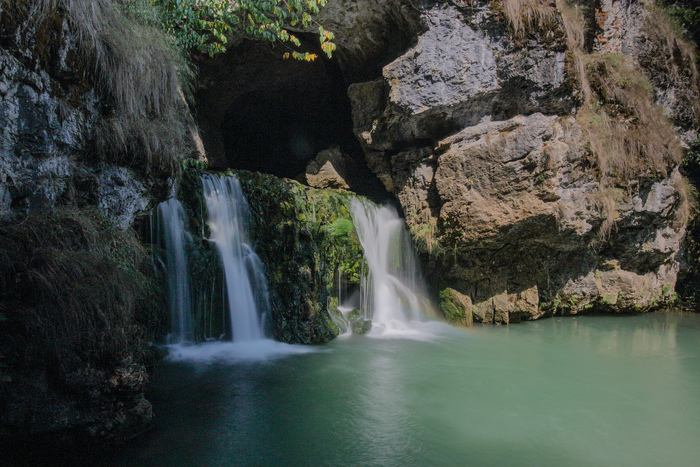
(577, 0, 602, 53)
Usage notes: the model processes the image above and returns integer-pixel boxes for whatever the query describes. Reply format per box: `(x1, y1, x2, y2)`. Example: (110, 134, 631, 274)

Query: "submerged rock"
(351, 319, 372, 335)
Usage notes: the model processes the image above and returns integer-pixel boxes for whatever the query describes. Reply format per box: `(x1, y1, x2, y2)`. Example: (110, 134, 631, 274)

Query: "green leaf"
(141, 0, 335, 59)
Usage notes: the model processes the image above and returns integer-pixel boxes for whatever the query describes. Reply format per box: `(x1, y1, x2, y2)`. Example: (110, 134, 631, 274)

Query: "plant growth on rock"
(174, 166, 367, 344)
(134, 0, 335, 59)
(0, 208, 164, 442)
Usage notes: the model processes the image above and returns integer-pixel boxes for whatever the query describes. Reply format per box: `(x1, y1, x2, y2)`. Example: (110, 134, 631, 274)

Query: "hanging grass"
(0, 208, 165, 372)
(3, 0, 196, 175)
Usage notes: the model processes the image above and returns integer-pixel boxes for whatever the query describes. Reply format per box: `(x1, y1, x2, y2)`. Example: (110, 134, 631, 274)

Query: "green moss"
(177, 169, 369, 344)
(351, 319, 372, 335)
(439, 288, 472, 327)
(347, 308, 362, 322)
(330, 218, 355, 238)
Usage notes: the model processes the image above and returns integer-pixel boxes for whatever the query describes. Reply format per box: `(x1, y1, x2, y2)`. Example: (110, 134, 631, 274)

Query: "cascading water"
(350, 198, 430, 336)
(202, 174, 270, 342)
(157, 199, 195, 344)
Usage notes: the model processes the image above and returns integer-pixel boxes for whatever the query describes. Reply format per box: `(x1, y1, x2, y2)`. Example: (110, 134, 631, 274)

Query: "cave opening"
(194, 41, 391, 202)
(220, 61, 356, 179)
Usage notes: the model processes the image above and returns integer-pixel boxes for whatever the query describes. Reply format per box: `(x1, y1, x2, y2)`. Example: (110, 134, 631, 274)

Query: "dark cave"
(219, 60, 358, 180)
(194, 40, 392, 202)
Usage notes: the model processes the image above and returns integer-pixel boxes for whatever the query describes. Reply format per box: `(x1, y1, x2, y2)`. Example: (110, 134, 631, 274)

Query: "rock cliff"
(0, 0, 198, 447)
(339, 0, 697, 323)
(190, 0, 698, 323)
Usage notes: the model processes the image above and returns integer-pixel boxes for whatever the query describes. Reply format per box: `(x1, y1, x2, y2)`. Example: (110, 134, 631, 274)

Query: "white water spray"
(202, 174, 270, 342)
(350, 199, 430, 336)
(158, 199, 194, 344)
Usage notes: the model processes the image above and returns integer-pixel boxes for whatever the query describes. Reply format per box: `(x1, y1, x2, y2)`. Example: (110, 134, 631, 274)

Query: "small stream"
(111, 312, 700, 466)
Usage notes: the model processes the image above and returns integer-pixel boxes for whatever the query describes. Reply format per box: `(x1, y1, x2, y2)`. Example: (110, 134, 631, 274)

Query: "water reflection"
(110, 313, 700, 466)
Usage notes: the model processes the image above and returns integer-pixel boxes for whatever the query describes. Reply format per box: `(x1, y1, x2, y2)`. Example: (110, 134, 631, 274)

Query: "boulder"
(351, 319, 373, 335)
(439, 288, 473, 327)
(305, 147, 352, 190)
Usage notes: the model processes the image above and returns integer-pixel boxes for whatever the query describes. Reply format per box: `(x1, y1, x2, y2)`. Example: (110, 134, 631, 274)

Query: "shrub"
(143, 0, 335, 59)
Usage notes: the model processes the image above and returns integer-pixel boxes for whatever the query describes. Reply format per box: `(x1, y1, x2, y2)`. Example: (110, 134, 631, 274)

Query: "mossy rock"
(174, 168, 373, 344)
(347, 308, 362, 322)
(351, 319, 372, 335)
(211, 170, 368, 344)
(439, 287, 473, 327)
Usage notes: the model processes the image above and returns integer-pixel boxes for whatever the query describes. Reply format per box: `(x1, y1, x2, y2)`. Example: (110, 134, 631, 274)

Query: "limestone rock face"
(0, 46, 171, 229)
(349, 3, 573, 154)
(313, 0, 423, 82)
(591, 0, 699, 139)
(347, 0, 693, 323)
(305, 147, 351, 190)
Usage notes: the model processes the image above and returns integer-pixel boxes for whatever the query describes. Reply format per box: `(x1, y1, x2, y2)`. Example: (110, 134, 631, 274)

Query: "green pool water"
(112, 313, 700, 466)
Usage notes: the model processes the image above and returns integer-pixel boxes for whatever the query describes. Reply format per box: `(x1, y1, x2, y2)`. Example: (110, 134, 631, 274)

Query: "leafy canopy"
(140, 0, 336, 59)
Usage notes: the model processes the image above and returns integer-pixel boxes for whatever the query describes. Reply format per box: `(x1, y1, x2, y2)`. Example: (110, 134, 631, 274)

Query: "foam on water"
(365, 320, 459, 341)
(166, 340, 318, 364)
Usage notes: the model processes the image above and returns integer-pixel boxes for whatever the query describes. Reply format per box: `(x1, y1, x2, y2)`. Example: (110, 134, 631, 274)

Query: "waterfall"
(158, 199, 195, 344)
(202, 174, 270, 342)
(350, 199, 428, 335)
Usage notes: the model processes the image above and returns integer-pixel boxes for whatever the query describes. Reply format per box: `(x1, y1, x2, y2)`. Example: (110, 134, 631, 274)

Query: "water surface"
(113, 313, 700, 466)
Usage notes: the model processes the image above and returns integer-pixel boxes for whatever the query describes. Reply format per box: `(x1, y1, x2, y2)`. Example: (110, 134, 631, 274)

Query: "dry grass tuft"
(500, 0, 559, 36)
(587, 188, 622, 239)
(12, 0, 195, 175)
(673, 170, 695, 228)
(557, 0, 590, 96)
(580, 53, 683, 182)
(549, 1, 690, 236)
(0, 209, 162, 370)
(642, 7, 700, 127)
(645, 7, 698, 84)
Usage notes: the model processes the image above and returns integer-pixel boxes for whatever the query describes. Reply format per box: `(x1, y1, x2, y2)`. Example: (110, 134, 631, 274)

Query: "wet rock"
(439, 288, 473, 327)
(351, 319, 372, 335)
